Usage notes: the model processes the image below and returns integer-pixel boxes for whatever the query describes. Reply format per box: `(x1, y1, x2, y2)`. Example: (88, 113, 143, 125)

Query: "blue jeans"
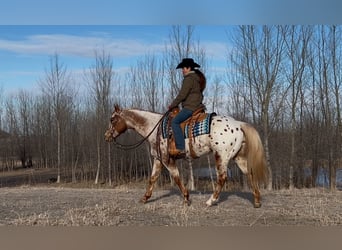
(171, 108, 193, 150)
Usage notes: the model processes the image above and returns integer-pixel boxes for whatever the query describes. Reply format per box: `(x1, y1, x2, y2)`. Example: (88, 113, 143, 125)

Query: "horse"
(104, 104, 268, 208)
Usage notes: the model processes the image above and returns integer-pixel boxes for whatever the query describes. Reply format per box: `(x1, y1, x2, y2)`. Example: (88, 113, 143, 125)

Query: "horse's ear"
(114, 104, 121, 113)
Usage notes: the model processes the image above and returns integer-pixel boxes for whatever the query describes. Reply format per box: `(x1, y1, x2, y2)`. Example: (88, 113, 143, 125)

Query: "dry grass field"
(0, 182, 342, 226)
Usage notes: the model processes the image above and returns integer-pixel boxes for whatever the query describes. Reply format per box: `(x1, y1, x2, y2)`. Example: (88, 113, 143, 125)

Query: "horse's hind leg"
(235, 155, 261, 208)
(141, 158, 162, 203)
(206, 152, 228, 206)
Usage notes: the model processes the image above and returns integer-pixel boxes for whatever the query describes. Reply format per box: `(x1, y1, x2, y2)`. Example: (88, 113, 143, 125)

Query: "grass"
(1, 183, 342, 226)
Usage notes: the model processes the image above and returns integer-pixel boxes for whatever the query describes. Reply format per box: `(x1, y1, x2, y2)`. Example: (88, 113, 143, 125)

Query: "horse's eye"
(110, 117, 114, 123)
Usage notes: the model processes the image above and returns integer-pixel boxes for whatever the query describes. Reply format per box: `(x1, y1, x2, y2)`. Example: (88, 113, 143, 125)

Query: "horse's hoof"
(184, 199, 191, 206)
(254, 202, 261, 208)
(205, 193, 219, 206)
(205, 198, 218, 207)
(140, 197, 147, 204)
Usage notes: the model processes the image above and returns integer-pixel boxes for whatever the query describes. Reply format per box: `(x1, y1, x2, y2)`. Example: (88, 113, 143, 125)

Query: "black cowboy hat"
(176, 58, 201, 69)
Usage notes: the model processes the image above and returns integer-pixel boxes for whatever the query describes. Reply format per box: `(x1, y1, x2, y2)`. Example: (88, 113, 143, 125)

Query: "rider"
(168, 58, 205, 158)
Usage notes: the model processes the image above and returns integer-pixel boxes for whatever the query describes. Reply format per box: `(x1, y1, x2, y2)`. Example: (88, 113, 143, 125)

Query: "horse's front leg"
(167, 158, 190, 205)
(141, 158, 162, 203)
(206, 152, 228, 206)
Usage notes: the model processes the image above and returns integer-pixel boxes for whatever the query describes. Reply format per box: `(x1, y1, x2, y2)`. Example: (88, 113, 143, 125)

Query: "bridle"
(108, 110, 169, 150)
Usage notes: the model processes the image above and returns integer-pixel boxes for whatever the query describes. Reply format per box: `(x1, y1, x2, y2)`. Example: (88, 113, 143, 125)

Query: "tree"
(314, 25, 342, 190)
(329, 25, 341, 190)
(39, 53, 73, 183)
(4, 96, 19, 170)
(0, 86, 3, 132)
(87, 49, 114, 185)
(129, 54, 165, 112)
(141, 54, 165, 112)
(282, 25, 312, 189)
(230, 25, 287, 190)
(207, 75, 224, 114)
(16, 90, 34, 168)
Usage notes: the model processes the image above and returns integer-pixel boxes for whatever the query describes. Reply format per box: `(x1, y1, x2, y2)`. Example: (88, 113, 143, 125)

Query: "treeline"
(0, 25, 341, 190)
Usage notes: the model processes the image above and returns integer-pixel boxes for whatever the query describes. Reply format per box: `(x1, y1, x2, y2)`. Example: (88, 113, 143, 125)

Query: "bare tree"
(230, 25, 287, 190)
(128, 70, 143, 108)
(329, 25, 341, 190)
(315, 25, 341, 190)
(282, 25, 312, 189)
(0, 86, 3, 132)
(65, 98, 84, 183)
(39, 53, 72, 183)
(129, 54, 165, 112)
(87, 49, 114, 185)
(207, 75, 224, 114)
(4, 96, 19, 170)
(31, 95, 55, 169)
(305, 38, 321, 187)
(16, 90, 34, 168)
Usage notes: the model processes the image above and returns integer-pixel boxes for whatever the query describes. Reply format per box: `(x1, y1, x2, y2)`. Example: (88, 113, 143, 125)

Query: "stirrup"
(169, 148, 186, 158)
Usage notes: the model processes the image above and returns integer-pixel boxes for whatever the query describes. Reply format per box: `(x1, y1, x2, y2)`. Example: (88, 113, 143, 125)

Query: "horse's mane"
(114, 104, 159, 114)
(129, 108, 163, 116)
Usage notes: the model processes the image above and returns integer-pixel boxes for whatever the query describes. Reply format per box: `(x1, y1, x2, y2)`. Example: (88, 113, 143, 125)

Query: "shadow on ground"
(145, 188, 254, 206)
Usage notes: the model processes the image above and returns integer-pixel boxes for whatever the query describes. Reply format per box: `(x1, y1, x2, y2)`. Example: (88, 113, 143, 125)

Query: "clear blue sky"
(0, 0, 341, 94)
(1, 0, 340, 25)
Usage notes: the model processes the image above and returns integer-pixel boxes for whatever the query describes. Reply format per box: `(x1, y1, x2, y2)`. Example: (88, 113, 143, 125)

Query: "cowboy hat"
(176, 58, 201, 69)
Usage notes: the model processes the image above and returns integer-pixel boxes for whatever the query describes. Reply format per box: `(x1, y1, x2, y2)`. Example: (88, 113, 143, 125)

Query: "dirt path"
(0, 185, 341, 226)
(0, 168, 58, 187)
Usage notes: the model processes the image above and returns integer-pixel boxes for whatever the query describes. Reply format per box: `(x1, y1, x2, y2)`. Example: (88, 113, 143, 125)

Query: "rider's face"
(182, 67, 191, 76)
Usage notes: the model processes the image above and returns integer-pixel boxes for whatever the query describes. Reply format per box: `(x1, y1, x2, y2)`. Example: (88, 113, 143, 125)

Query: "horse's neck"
(123, 109, 161, 137)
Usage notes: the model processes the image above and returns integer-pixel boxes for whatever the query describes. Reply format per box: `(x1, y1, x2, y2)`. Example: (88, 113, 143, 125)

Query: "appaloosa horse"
(105, 105, 268, 208)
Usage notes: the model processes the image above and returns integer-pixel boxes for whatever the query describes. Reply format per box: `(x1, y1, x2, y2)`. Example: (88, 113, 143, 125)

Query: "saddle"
(167, 106, 208, 158)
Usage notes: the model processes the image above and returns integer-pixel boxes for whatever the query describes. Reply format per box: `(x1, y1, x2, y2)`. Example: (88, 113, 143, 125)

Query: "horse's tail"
(240, 123, 268, 186)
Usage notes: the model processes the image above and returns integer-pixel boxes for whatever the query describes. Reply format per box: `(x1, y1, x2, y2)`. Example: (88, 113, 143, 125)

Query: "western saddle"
(168, 106, 207, 158)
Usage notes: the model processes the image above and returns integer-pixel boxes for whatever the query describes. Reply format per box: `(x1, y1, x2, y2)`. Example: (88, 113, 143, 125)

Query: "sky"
(0, 25, 231, 94)
(0, 0, 341, 95)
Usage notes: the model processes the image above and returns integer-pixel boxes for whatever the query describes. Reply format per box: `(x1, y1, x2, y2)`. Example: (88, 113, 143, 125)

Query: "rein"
(112, 111, 169, 150)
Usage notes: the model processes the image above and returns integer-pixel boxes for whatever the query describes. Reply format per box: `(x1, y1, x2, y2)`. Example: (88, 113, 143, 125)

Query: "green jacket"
(170, 71, 204, 111)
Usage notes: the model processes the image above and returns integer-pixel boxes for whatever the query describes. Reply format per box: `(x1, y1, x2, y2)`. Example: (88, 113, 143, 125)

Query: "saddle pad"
(161, 114, 172, 139)
(161, 112, 216, 139)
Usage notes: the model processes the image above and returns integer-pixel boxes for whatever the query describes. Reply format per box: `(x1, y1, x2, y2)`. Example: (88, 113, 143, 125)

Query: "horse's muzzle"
(104, 130, 114, 142)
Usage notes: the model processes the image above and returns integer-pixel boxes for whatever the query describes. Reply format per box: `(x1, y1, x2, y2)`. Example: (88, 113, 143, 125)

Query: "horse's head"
(104, 104, 128, 142)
